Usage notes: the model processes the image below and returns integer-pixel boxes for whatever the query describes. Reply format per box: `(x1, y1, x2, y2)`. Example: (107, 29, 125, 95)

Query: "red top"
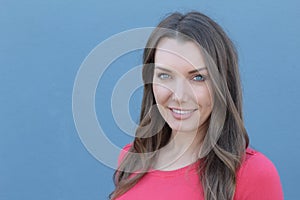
(115, 144, 283, 200)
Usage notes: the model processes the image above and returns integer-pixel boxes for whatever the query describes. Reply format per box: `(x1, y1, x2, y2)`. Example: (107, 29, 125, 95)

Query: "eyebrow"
(155, 66, 207, 74)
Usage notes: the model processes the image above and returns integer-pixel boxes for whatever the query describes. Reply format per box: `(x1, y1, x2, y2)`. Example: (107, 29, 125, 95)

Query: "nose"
(171, 79, 190, 102)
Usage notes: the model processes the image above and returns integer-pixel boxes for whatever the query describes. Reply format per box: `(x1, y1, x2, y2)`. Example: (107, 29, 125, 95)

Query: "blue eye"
(193, 74, 205, 81)
(158, 73, 171, 79)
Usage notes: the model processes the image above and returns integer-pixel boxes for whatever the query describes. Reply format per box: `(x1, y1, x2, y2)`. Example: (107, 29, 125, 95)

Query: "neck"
(168, 128, 204, 156)
(153, 128, 206, 170)
(172, 130, 195, 145)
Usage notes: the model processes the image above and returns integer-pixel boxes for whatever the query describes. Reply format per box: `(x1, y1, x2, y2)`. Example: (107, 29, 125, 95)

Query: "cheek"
(153, 84, 172, 104)
(195, 87, 213, 109)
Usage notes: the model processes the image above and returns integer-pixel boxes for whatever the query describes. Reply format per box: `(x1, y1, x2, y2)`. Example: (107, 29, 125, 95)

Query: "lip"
(168, 107, 197, 120)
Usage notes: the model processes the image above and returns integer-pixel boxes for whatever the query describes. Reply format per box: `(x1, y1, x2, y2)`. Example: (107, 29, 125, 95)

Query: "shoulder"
(117, 143, 133, 166)
(234, 148, 284, 200)
(122, 143, 132, 152)
(239, 148, 279, 176)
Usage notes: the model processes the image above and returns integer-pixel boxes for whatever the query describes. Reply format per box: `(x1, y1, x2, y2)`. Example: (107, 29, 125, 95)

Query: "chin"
(167, 122, 199, 134)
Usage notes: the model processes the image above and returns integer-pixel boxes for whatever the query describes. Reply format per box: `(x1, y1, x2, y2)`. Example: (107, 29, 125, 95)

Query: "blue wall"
(1, 0, 299, 199)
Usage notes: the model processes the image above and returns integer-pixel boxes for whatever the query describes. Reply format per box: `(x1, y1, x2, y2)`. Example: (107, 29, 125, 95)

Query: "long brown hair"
(110, 11, 249, 200)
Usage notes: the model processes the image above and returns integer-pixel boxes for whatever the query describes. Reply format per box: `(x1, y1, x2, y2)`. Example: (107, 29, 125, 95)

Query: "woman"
(110, 11, 283, 200)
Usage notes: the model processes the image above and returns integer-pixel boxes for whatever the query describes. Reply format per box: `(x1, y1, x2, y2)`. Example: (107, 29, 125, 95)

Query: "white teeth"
(172, 109, 193, 115)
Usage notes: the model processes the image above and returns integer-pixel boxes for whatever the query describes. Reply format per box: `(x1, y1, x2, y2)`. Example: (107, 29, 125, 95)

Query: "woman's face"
(153, 37, 213, 134)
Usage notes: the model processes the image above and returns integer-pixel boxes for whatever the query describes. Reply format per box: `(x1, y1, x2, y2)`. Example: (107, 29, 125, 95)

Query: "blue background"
(1, 0, 299, 199)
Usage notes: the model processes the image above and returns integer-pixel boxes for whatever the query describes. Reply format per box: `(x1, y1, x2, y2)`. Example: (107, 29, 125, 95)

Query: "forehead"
(155, 37, 206, 71)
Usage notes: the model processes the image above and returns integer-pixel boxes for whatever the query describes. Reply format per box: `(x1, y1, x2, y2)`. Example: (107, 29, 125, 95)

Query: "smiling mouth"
(169, 108, 197, 115)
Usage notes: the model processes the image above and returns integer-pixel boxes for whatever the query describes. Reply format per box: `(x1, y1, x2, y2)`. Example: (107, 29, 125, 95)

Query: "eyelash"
(157, 73, 206, 82)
